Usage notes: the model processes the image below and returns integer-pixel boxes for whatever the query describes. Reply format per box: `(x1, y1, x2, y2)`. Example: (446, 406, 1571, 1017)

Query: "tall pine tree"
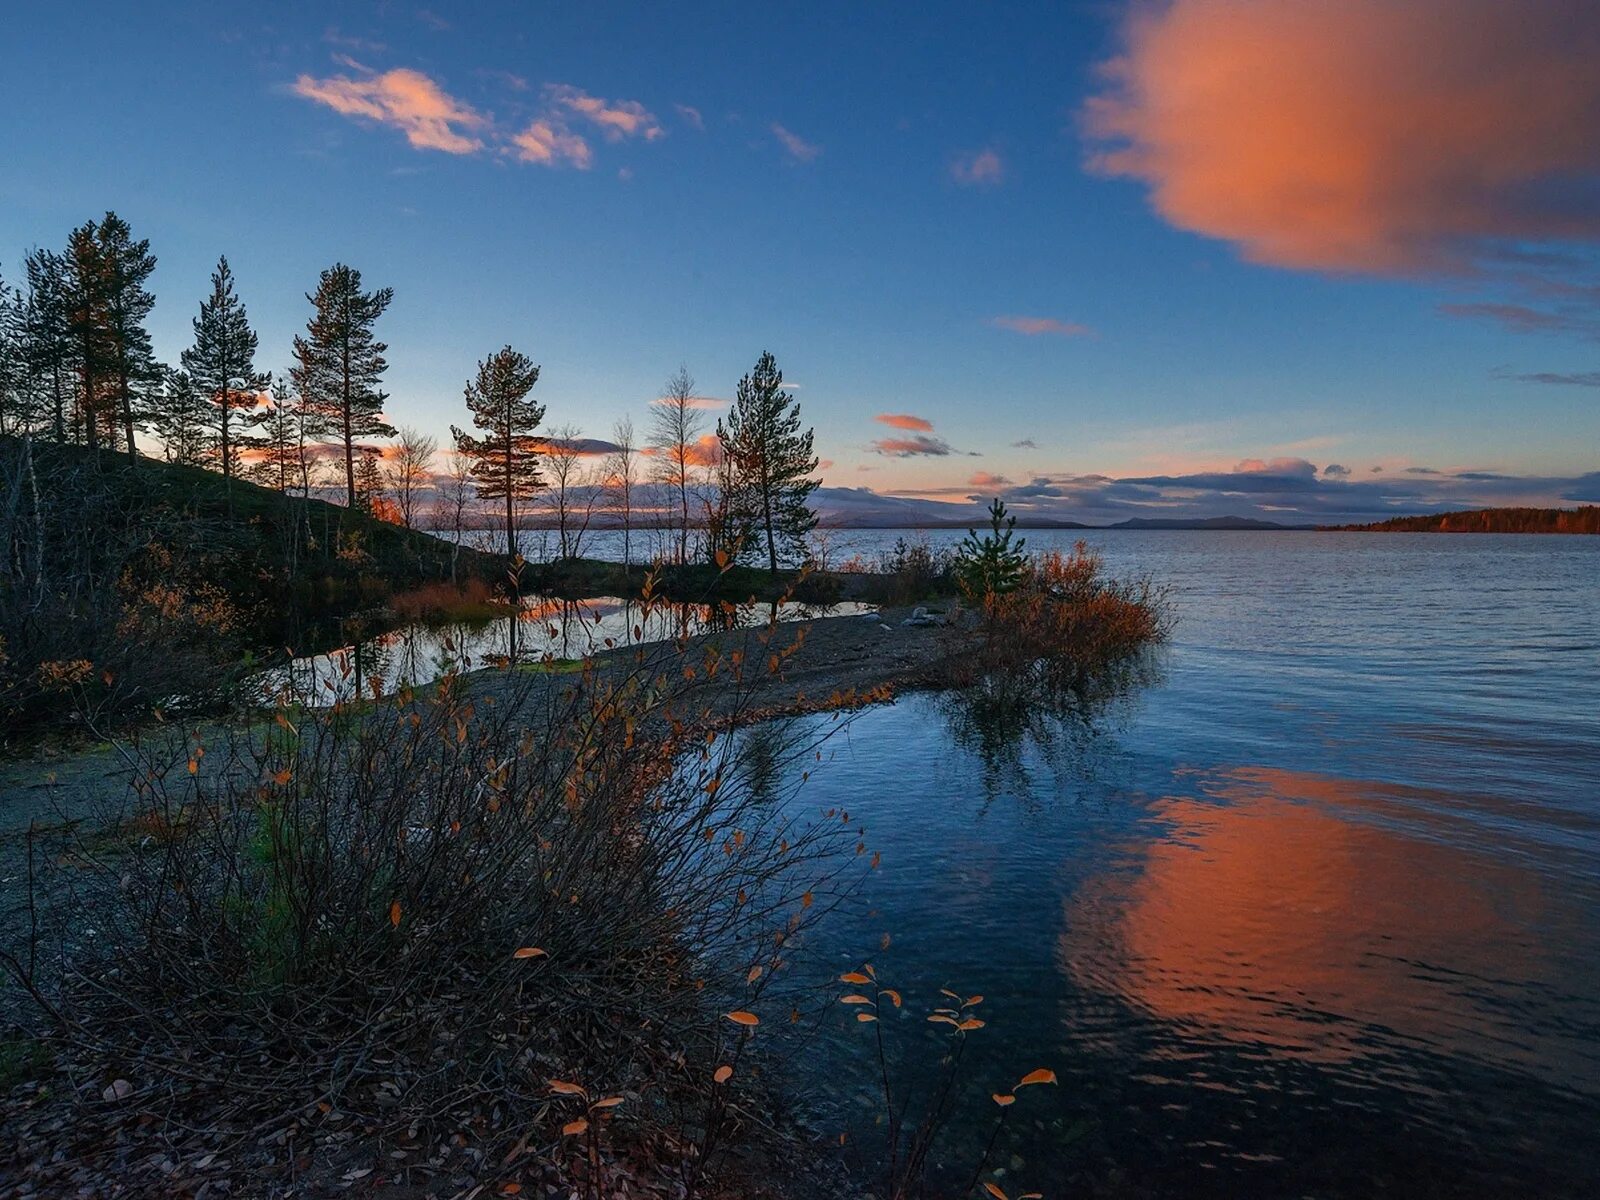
(717, 351, 820, 576)
(66, 221, 115, 450)
(21, 250, 75, 442)
(292, 263, 394, 507)
(451, 346, 545, 560)
(93, 213, 158, 462)
(182, 256, 268, 485)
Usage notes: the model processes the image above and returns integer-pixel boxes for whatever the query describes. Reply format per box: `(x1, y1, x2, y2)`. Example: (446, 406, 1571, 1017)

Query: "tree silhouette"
(717, 351, 819, 576)
(452, 345, 545, 561)
(292, 263, 394, 507)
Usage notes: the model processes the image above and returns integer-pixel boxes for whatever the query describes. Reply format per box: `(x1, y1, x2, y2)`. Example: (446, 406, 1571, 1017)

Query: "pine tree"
(0, 267, 31, 436)
(21, 250, 76, 442)
(717, 351, 820, 576)
(149, 368, 210, 466)
(252, 378, 303, 492)
(92, 213, 159, 462)
(66, 220, 116, 450)
(182, 256, 268, 485)
(292, 263, 395, 507)
(353, 448, 388, 515)
(451, 346, 545, 560)
(954, 498, 1028, 596)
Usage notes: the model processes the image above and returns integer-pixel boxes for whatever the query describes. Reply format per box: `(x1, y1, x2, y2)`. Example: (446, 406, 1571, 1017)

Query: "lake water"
(764, 530, 1600, 1197)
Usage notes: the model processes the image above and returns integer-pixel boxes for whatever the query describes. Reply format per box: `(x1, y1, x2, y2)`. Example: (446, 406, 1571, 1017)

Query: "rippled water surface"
(778, 531, 1600, 1197)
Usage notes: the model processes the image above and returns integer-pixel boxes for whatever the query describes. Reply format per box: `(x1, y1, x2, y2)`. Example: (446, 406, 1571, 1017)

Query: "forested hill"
(1328, 507, 1600, 534)
(0, 437, 503, 736)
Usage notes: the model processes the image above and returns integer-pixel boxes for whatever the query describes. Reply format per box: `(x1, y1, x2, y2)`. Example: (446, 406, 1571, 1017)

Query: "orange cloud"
(544, 84, 662, 142)
(683, 433, 722, 467)
(951, 148, 1004, 187)
(511, 119, 592, 168)
(771, 123, 821, 163)
(991, 315, 1094, 337)
(969, 471, 1012, 488)
(874, 413, 934, 432)
(292, 67, 485, 154)
(1082, 0, 1600, 275)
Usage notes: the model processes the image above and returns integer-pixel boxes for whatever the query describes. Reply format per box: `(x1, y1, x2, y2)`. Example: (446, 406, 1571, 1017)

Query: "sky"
(4, 0, 1599, 524)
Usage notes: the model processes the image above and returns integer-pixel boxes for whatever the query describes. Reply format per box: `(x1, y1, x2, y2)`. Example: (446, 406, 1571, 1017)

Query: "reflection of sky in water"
(255, 595, 874, 705)
(771, 532, 1600, 1197)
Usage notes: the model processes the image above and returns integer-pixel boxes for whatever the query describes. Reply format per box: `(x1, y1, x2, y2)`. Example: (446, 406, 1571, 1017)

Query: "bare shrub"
(4, 608, 868, 1193)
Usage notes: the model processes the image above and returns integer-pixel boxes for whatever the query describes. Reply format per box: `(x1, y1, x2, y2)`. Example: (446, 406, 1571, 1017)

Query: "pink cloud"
(969, 471, 1012, 488)
(1081, 0, 1600, 275)
(511, 119, 592, 168)
(874, 413, 934, 432)
(544, 84, 663, 142)
(951, 148, 1004, 187)
(771, 123, 821, 163)
(292, 67, 486, 154)
(990, 316, 1095, 338)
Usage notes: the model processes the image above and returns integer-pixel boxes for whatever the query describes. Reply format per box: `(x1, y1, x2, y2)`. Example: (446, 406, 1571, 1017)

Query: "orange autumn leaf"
(1018, 1068, 1058, 1087)
(856, 1012, 877, 1022)
(512, 947, 547, 960)
(840, 994, 874, 1005)
(992, 1093, 1016, 1107)
(389, 900, 402, 928)
(840, 971, 870, 984)
(882, 988, 902, 1008)
(562, 1119, 588, 1137)
(713, 1065, 733, 1084)
(746, 965, 763, 983)
(725, 1010, 760, 1027)
(983, 1184, 1007, 1200)
(591, 1096, 624, 1110)
(957, 1018, 986, 1031)
(548, 1080, 587, 1096)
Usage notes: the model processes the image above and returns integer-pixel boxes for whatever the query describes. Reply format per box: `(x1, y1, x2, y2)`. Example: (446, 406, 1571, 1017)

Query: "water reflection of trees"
(940, 651, 1166, 804)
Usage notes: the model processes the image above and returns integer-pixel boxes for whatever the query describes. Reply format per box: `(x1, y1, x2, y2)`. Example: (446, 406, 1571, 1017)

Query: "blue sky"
(4, 0, 1598, 523)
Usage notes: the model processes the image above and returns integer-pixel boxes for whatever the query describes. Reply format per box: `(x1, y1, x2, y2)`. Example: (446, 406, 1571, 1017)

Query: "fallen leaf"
(561, 1119, 588, 1137)
(1018, 1068, 1058, 1088)
(713, 1065, 733, 1084)
(725, 1010, 760, 1027)
(992, 1093, 1015, 1107)
(512, 947, 547, 960)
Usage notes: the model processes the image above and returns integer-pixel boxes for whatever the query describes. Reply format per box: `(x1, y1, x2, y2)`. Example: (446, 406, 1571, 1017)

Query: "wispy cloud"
(1497, 368, 1600, 387)
(1440, 303, 1600, 339)
(291, 62, 662, 171)
(951, 148, 1004, 187)
(990, 315, 1095, 338)
(874, 413, 934, 432)
(291, 67, 486, 154)
(545, 83, 663, 142)
(969, 471, 1012, 488)
(674, 103, 704, 131)
(510, 119, 593, 168)
(1012, 438, 1039, 449)
(771, 123, 821, 163)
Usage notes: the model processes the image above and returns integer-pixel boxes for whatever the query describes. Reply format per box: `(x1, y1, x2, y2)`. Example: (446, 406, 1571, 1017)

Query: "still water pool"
(776, 531, 1600, 1197)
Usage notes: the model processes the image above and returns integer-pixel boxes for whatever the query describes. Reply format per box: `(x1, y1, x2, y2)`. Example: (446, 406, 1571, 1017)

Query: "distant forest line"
(1327, 507, 1600, 534)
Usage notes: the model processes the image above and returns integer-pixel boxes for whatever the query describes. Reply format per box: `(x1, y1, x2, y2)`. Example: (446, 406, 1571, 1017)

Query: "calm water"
(772, 531, 1600, 1197)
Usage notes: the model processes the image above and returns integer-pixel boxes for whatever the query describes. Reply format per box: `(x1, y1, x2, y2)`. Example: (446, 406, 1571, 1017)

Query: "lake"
(763, 530, 1600, 1197)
